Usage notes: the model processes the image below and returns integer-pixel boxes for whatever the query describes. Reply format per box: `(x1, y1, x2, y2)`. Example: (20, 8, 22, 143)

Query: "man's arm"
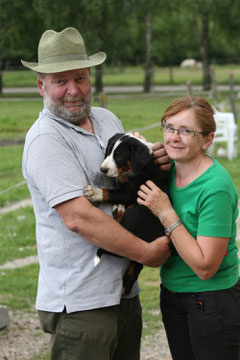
(55, 196, 171, 267)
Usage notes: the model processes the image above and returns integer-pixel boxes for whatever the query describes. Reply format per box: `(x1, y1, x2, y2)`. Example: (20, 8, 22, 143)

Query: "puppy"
(84, 133, 170, 295)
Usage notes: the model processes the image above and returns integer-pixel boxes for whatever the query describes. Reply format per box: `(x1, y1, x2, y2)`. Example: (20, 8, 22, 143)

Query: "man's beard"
(43, 88, 92, 126)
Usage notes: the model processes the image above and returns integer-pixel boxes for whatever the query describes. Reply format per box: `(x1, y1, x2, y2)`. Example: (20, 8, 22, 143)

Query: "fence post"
(229, 73, 238, 124)
(210, 64, 219, 103)
(0, 305, 10, 330)
(186, 81, 192, 96)
(99, 92, 107, 108)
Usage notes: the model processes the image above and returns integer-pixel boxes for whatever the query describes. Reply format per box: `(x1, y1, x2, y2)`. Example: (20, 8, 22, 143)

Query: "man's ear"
(37, 75, 44, 97)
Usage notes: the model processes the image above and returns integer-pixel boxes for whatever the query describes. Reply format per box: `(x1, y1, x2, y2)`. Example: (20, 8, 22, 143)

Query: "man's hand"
(152, 142, 171, 171)
(141, 235, 171, 267)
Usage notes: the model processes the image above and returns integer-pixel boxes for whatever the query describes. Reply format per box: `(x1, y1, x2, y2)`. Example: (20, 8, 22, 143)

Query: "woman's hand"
(152, 142, 172, 171)
(137, 180, 173, 221)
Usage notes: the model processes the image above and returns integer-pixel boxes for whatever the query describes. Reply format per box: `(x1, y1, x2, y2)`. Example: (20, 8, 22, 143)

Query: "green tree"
(0, 0, 43, 93)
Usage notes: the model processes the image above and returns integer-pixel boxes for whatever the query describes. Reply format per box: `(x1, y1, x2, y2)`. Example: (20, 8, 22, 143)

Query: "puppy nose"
(101, 167, 108, 174)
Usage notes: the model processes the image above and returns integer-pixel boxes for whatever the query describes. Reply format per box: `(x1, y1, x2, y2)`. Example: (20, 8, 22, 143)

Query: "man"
(21, 27, 171, 360)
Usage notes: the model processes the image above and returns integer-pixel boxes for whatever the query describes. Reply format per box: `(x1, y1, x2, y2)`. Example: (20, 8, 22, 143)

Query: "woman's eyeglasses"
(162, 124, 205, 138)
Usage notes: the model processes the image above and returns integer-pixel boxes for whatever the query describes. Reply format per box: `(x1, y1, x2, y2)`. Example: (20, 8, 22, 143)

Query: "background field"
(2, 64, 240, 88)
(0, 69, 239, 359)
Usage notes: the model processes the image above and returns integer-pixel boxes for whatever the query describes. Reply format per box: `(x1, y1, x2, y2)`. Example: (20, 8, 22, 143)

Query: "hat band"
(39, 53, 89, 65)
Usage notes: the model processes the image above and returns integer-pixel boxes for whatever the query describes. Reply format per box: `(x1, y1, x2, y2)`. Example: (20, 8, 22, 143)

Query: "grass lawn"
(0, 206, 36, 265)
(0, 96, 239, 208)
(2, 64, 240, 88)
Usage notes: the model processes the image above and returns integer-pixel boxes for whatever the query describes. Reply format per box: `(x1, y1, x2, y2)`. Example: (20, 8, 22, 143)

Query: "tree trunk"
(0, 49, 2, 94)
(95, 65, 103, 93)
(200, 9, 211, 91)
(144, 0, 153, 93)
(168, 64, 174, 85)
(0, 72, 2, 95)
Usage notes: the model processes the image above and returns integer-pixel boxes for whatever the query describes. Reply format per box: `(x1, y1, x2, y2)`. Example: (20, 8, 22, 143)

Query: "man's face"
(38, 68, 92, 125)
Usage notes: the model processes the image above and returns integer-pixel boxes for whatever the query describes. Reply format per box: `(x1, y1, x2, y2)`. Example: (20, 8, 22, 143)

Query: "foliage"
(0, 0, 43, 62)
(0, 0, 240, 68)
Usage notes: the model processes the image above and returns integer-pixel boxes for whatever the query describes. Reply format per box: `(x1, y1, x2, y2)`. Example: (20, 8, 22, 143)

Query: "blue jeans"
(160, 280, 240, 360)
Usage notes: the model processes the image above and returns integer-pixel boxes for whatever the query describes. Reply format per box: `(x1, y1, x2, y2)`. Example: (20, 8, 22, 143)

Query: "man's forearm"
(55, 196, 170, 267)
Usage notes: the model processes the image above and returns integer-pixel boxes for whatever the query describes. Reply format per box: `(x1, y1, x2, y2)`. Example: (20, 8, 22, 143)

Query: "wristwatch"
(164, 219, 182, 236)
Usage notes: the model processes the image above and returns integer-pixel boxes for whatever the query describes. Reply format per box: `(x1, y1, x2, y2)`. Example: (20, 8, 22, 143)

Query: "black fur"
(90, 133, 170, 295)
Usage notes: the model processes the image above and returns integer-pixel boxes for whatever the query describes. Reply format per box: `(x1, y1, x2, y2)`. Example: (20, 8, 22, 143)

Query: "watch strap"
(164, 219, 182, 236)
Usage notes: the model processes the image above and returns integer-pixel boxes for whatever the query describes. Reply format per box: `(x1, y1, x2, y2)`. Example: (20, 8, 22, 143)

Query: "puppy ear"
(105, 133, 124, 157)
(131, 143, 152, 173)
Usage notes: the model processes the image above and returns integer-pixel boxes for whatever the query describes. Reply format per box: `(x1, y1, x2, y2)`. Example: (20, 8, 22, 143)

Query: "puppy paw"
(84, 185, 103, 202)
(112, 204, 125, 222)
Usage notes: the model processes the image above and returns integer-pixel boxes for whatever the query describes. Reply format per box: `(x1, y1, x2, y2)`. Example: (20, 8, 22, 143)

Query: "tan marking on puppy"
(117, 162, 133, 176)
(102, 188, 110, 201)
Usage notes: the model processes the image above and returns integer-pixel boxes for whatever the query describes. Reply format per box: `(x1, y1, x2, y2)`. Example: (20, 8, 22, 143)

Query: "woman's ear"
(203, 132, 214, 151)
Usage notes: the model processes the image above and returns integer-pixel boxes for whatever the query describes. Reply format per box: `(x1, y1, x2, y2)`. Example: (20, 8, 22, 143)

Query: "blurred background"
(0, 0, 240, 93)
(0, 1, 240, 359)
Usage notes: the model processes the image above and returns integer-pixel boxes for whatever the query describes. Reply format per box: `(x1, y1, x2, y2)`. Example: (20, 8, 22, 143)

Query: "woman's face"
(163, 109, 211, 163)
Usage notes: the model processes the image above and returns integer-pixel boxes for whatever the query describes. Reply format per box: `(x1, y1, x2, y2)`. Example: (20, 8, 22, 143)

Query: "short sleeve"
(26, 134, 87, 207)
(197, 190, 233, 237)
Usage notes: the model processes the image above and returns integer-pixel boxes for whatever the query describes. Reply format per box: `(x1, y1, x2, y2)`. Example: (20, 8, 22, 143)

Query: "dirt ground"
(0, 309, 171, 360)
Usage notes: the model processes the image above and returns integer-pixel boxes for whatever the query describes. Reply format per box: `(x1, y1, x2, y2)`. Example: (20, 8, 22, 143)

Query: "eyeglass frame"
(162, 124, 208, 138)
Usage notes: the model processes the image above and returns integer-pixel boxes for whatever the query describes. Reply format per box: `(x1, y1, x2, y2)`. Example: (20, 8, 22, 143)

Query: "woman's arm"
(137, 180, 229, 280)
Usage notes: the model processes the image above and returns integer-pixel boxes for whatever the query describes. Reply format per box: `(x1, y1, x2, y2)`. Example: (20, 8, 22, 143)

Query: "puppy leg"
(122, 262, 143, 296)
(112, 204, 125, 222)
(94, 205, 126, 267)
(84, 185, 109, 202)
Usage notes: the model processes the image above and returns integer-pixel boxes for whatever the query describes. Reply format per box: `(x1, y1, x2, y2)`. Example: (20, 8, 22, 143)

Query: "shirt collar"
(41, 106, 95, 135)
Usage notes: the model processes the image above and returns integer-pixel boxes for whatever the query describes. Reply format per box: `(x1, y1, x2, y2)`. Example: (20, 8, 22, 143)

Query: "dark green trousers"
(38, 295, 142, 360)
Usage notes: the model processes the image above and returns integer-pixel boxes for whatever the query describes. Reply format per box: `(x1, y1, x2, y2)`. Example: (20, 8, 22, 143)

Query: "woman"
(137, 96, 240, 360)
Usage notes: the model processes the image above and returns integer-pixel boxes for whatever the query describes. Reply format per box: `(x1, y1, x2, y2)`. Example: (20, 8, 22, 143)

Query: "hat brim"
(21, 52, 106, 73)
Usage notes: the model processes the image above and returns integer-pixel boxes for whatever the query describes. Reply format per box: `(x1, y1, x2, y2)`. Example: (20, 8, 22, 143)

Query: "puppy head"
(101, 133, 153, 177)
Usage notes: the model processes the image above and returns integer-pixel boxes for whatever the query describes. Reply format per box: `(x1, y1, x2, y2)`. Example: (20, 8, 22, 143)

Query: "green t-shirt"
(161, 157, 239, 292)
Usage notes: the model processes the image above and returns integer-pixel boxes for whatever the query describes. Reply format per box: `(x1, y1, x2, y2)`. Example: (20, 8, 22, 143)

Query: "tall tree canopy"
(0, 0, 239, 92)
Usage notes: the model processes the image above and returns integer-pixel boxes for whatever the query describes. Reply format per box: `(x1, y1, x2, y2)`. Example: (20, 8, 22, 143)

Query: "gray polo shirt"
(22, 106, 140, 313)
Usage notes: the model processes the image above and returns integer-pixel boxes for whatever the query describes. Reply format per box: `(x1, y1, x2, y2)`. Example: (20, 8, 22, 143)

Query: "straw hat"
(21, 27, 106, 73)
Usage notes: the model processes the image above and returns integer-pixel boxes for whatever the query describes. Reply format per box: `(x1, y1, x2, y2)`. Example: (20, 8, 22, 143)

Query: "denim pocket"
(192, 293, 222, 317)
